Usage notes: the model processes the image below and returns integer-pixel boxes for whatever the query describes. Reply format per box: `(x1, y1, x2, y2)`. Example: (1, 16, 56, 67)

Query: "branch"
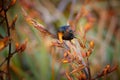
(92, 65, 118, 80)
(4, 6, 11, 80)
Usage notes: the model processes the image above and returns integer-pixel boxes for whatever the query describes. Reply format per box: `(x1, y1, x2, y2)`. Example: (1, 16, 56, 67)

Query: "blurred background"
(0, 0, 120, 80)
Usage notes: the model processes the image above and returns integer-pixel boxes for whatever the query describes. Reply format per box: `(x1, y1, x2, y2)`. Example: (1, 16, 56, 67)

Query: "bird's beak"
(58, 32, 63, 43)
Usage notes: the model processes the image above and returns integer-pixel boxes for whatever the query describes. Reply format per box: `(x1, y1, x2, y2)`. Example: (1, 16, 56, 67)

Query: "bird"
(57, 25, 75, 42)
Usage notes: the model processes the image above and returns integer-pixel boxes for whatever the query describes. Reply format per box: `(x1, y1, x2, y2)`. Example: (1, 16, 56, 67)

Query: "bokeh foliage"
(0, 0, 120, 80)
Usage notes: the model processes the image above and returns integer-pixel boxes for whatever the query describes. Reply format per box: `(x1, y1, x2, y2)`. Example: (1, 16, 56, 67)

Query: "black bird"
(57, 25, 75, 42)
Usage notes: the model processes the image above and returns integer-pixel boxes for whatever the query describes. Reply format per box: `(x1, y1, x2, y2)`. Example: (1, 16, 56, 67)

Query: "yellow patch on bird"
(58, 32, 63, 43)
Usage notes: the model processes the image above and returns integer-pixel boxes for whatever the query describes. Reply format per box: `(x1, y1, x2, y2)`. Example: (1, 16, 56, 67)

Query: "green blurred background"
(0, 0, 120, 80)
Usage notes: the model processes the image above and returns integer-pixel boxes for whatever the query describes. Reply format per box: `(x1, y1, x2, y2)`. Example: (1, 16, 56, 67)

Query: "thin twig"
(0, 49, 18, 67)
(92, 65, 118, 80)
(4, 7, 11, 80)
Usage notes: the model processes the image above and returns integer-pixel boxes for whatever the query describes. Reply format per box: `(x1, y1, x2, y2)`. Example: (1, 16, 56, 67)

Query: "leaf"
(62, 59, 69, 63)
(22, 9, 56, 38)
(0, 41, 5, 51)
(89, 40, 94, 49)
(17, 40, 27, 53)
(10, 0, 16, 7)
(15, 42, 20, 51)
(70, 65, 85, 74)
(65, 72, 72, 80)
(93, 65, 118, 80)
(10, 15, 18, 29)
(0, 37, 9, 51)
(84, 22, 93, 32)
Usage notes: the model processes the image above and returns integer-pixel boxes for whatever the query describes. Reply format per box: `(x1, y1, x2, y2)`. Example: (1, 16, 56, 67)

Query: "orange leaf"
(89, 40, 94, 49)
(64, 52, 68, 57)
(0, 41, 5, 51)
(70, 65, 85, 74)
(86, 49, 92, 57)
(16, 40, 27, 53)
(62, 59, 69, 63)
(81, 52, 86, 58)
(0, 37, 9, 51)
(10, 0, 16, 6)
(19, 40, 27, 53)
(65, 72, 72, 80)
(10, 15, 18, 29)
(15, 42, 20, 51)
(84, 23, 93, 32)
